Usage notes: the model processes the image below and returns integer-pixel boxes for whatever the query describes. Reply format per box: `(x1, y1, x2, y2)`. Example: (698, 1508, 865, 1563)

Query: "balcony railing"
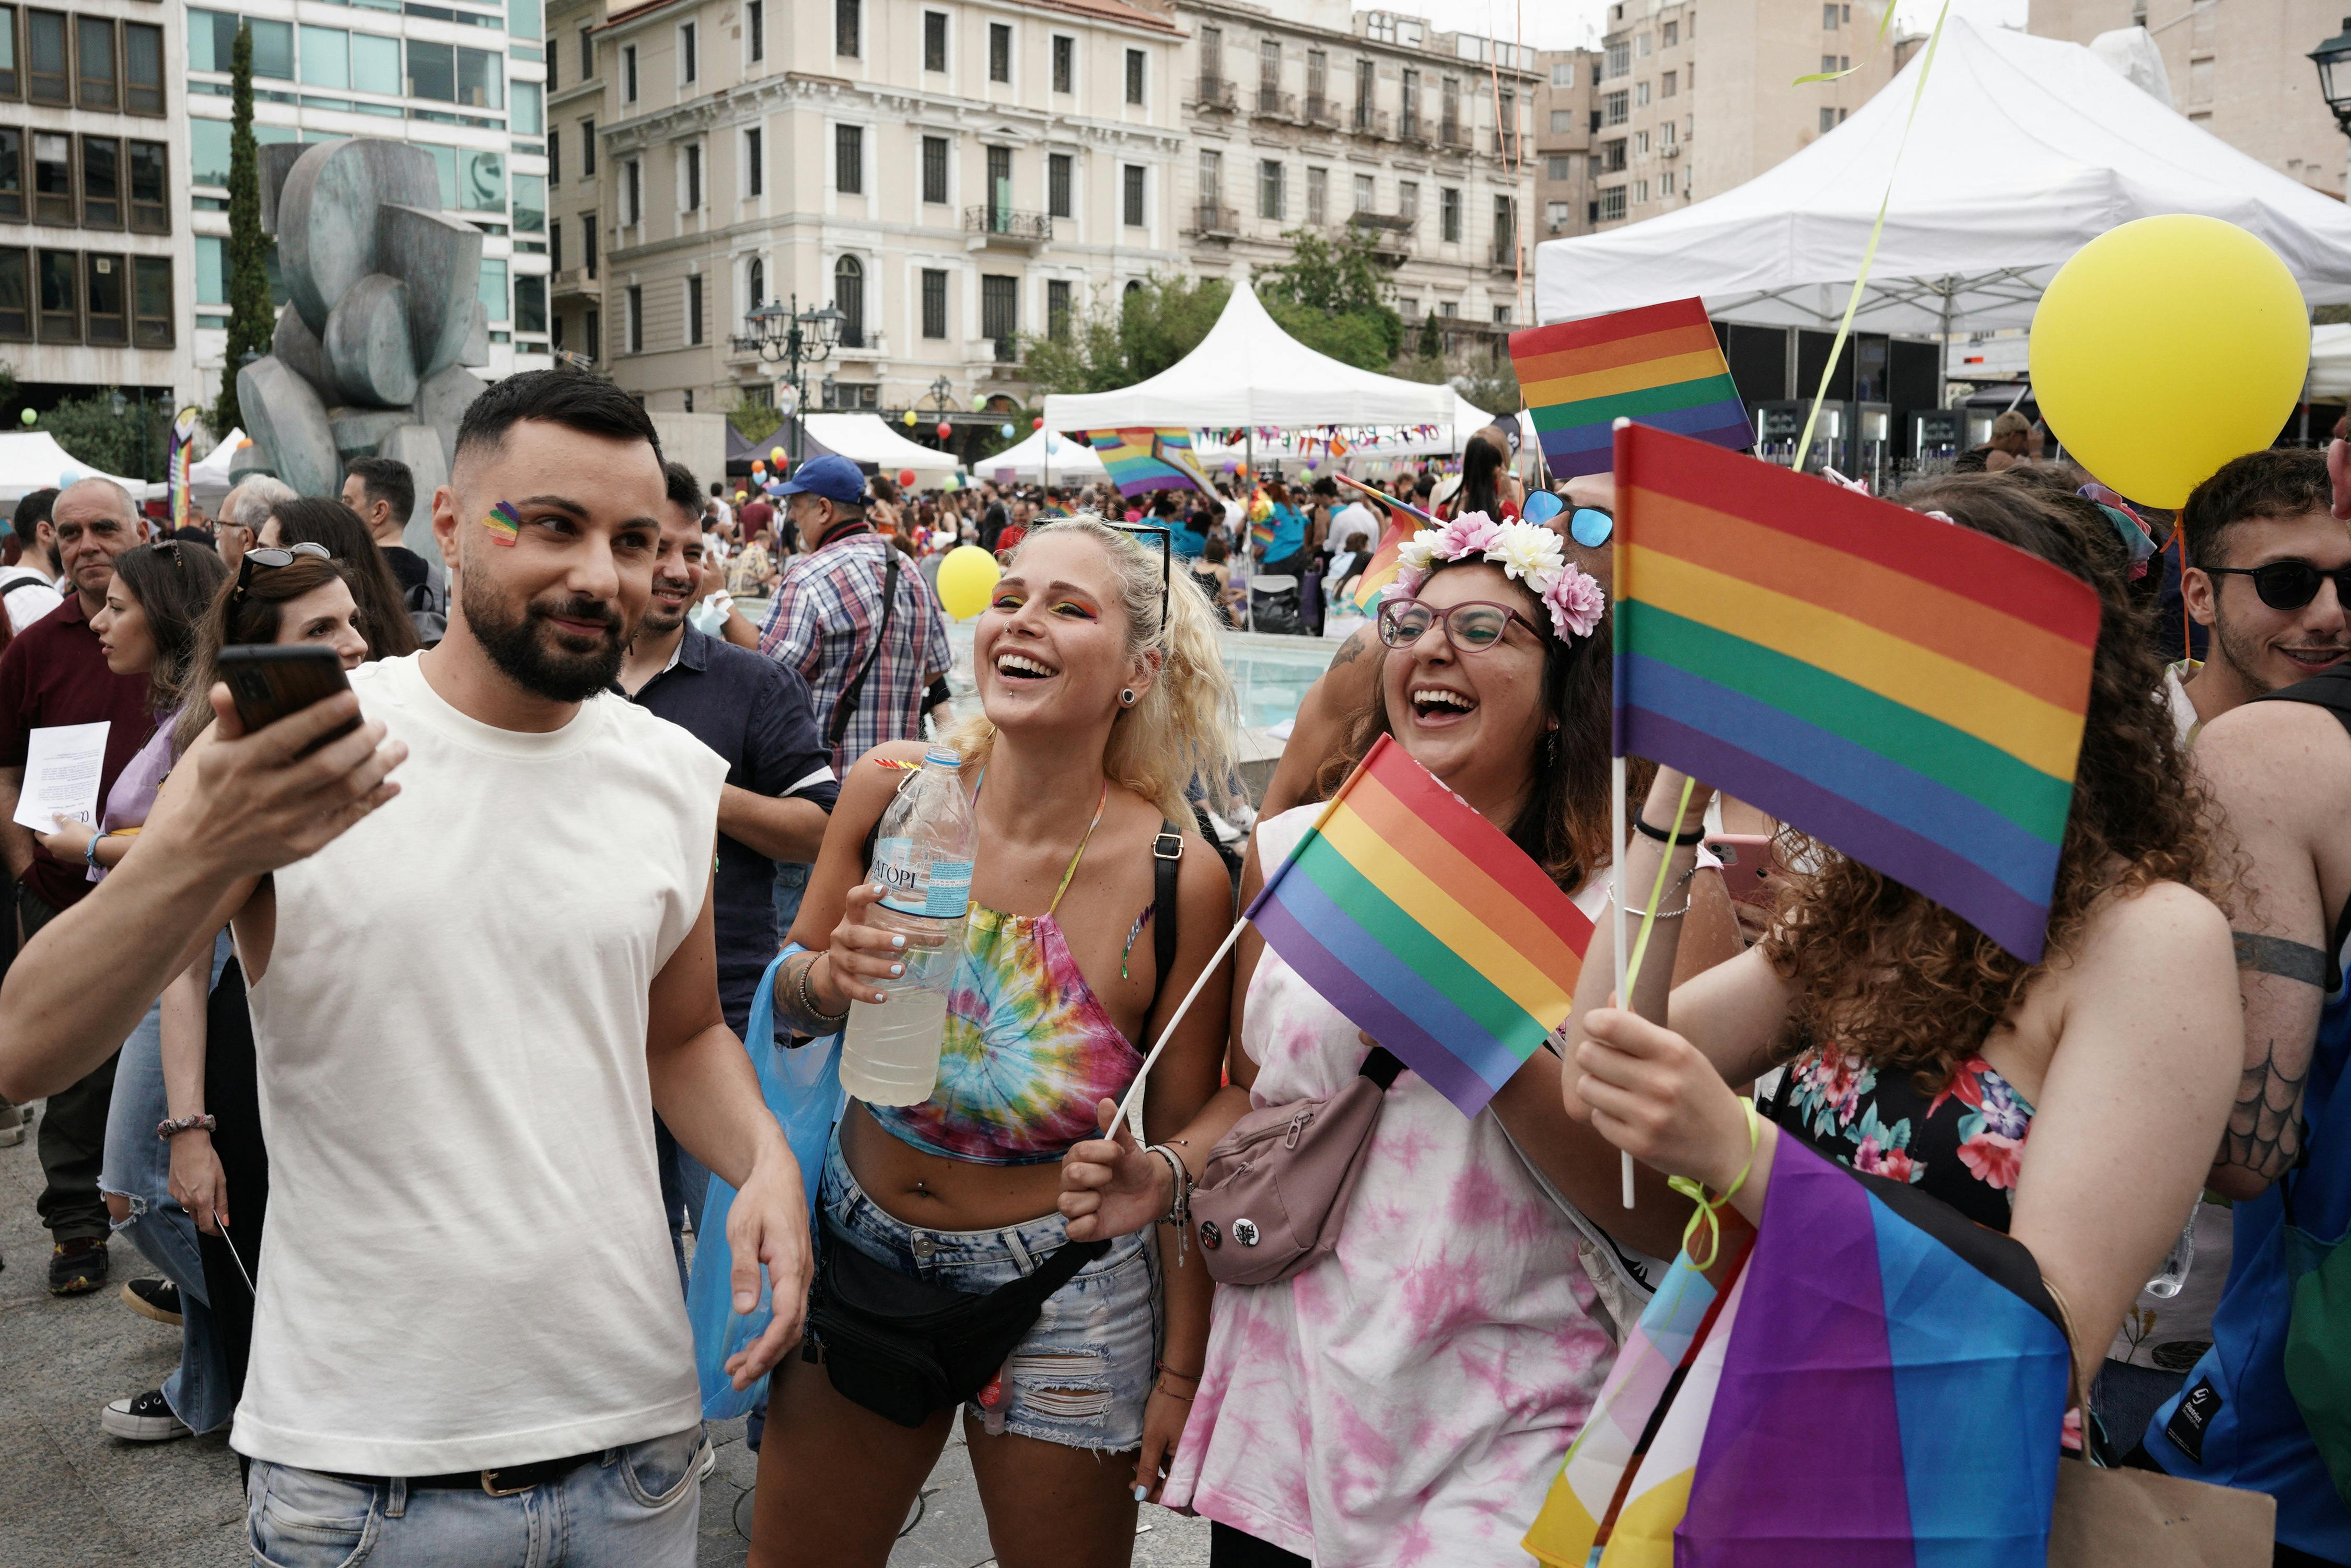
(549, 266, 593, 297)
(963, 205, 1052, 242)
(1439, 122, 1471, 152)
(1490, 234, 1519, 268)
(1351, 105, 1390, 138)
(989, 335, 1020, 364)
(1494, 130, 1521, 158)
(1399, 112, 1425, 143)
(1193, 201, 1239, 236)
(1194, 74, 1237, 110)
(1301, 93, 1340, 127)
(1254, 86, 1295, 118)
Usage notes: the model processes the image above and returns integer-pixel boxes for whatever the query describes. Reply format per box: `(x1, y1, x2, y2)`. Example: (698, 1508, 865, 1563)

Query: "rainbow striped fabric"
(1085, 427, 1212, 497)
(1526, 1137, 2073, 1567)
(1613, 423, 2099, 961)
(166, 406, 199, 532)
(1350, 514, 1418, 611)
(1246, 734, 1593, 1116)
(1512, 297, 1752, 480)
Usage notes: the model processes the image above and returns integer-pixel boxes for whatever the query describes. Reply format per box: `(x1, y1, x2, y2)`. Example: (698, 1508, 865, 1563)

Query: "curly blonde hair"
(943, 513, 1244, 823)
(1758, 473, 2229, 1090)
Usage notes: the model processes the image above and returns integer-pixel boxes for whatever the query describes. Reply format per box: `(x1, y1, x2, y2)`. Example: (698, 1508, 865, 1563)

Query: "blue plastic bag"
(685, 944, 844, 1420)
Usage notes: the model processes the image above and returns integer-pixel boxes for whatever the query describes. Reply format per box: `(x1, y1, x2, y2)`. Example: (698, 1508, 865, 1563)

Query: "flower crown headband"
(1390, 511, 1608, 642)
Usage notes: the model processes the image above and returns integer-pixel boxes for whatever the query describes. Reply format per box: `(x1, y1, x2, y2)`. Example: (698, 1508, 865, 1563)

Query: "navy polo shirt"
(622, 628, 839, 1031)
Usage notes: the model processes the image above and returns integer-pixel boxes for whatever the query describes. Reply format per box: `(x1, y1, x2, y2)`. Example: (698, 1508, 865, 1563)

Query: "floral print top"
(1767, 1044, 2038, 1233)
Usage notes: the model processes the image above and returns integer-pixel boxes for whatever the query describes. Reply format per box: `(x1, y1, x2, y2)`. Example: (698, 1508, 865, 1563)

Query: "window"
(0, 10, 16, 100)
(550, 220, 561, 271)
(578, 25, 590, 78)
(987, 22, 1010, 84)
(1122, 163, 1144, 226)
(1201, 25, 1222, 82)
(581, 212, 596, 276)
(1823, 3, 1838, 25)
(620, 42, 635, 100)
(980, 272, 1016, 342)
(679, 21, 695, 84)
(623, 157, 641, 224)
(1305, 164, 1325, 223)
(1546, 200, 1570, 226)
(1400, 68, 1418, 135)
(1053, 35, 1073, 92)
(27, 9, 62, 102)
(124, 22, 160, 113)
(78, 135, 116, 226)
(79, 250, 121, 342)
(511, 0, 540, 43)
(834, 123, 862, 193)
(584, 306, 599, 360)
(1550, 110, 1573, 133)
(924, 11, 946, 72)
(1439, 298, 1456, 317)
(1493, 304, 1510, 326)
(918, 135, 948, 204)
(836, 0, 858, 57)
(985, 144, 1010, 212)
(1198, 147, 1220, 205)
(2189, 56, 2213, 103)
(833, 253, 863, 345)
(1634, 129, 1648, 154)
(1550, 61, 1573, 87)
(74, 15, 112, 107)
(1494, 192, 1515, 245)
(35, 246, 72, 339)
(1635, 80, 1649, 107)
(1662, 70, 1676, 98)
(1439, 184, 1460, 241)
(515, 272, 546, 334)
(1602, 137, 1626, 172)
(462, 148, 505, 212)
(549, 129, 560, 183)
(687, 273, 703, 343)
(1396, 180, 1417, 226)
(1047, 277, 1070, 340)
(1352, 171, 1372, 212)
(1662, 118, 1677, 144)
(341, 31, 391, 94)
(1543, 153, 1568, 180)
(748, 0, 763, 62)
(582, 121, 596, 176)
(1124, 48, 1144, 105)
(459, 47, 502, 108)
(1048, 152, 1071, 217)
(921, 266, 946, 338)
(512, 79, 541, 133)
(744, 127, 762, 196)
(1637, 31, 1651, 55)
(31, 130, 65, 222)
(0, 131, 17, 218)
(1818, 106, 1836, 133)
(1441, 75, 1459, 138)
(1603, 90, 1626, 124)
(1257, 158, 1282, 220)
(131, 253, 168, 344)
(0, 246, 28, 336)
(1821, 53, 1836, 72)
(625, 283, 641, 351)
(1660, 169, 1674, 195)
(682, 141, 701, 210)
(1604, 40, 1628, 78)
(1662, 21, 1677, 45)
(1600, 185, 1625, 221)
(1634, 178, 1647, 203)
(1259, 38, 1278, 89)
(407, 40, 453, 100)
(1354, 56, 1372, 123)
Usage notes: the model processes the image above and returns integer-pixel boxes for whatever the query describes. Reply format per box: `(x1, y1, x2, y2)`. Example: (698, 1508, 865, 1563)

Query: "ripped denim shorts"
(817, 1131, 1159, 1451)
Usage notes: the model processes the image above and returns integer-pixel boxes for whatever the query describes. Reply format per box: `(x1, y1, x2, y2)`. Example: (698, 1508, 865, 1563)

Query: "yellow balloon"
(2030, 215, 2308, 508)
(902, 409, 919, 427)
(769, 446, 785, 463)
(935, 544, 1001, 621)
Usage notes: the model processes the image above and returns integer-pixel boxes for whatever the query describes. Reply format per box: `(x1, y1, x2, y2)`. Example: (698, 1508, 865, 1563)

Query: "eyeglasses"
(1569, 506, 1613, 549)
(1113, 522, 1172, 635)
(2205, 560, 2351, 612)
(1377, 597, 1540, 653)
(232, 541, 330, 601)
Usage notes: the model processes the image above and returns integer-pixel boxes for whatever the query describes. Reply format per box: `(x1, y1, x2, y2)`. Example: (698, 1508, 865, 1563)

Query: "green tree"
(1017, 274, 1232, 396)
(1416, 308, 1445, 361)
(45, 390, 170, 481)
(214, 24, 273, 437)
(1256, 226, 1405, 367)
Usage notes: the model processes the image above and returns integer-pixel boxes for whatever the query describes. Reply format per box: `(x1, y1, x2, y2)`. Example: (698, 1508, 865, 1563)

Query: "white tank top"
(234, 652, 728, 1475)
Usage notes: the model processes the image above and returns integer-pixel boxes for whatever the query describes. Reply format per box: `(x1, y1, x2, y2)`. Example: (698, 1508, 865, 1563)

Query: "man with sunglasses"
(2175, 449, 2351, 739)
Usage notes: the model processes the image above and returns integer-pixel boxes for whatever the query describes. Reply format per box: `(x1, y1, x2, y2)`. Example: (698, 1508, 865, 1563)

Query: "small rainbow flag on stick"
(1334, 474, 1434, 611)
(1085, 427, 1212, 497)
(1512, 297, 1751, 480)
(1247, 734, 1595, 1116)
(1614, 422, 2100, 961)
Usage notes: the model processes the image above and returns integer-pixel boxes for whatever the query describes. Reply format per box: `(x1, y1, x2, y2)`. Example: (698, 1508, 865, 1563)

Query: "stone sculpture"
(237, 138, 492, 508)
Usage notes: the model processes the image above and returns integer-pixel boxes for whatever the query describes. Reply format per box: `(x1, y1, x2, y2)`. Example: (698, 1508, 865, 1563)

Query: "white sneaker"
(102, 1389, 190, 1442)
(697, 1440, 717, 1482)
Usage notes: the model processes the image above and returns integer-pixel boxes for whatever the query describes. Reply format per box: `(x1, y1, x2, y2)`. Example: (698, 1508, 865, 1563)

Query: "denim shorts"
(817, 1131, 1158, 1452)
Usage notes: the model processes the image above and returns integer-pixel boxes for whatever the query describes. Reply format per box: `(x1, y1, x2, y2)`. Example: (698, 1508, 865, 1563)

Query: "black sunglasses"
(1112, 522, 1173, 635)
(2205, 560, 2351, 612)
(232, 541, 330, 601)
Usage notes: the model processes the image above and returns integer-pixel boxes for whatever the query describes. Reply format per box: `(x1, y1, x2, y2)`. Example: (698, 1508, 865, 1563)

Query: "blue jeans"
(772, 860, 811, 938)
(100, 933, 236, 1433)
(243, 1426, 703, 1567)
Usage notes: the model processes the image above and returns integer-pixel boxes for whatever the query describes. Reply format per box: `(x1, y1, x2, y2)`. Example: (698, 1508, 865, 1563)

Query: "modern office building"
(185, 0, 553, 410)
(0, 0, 184, 413)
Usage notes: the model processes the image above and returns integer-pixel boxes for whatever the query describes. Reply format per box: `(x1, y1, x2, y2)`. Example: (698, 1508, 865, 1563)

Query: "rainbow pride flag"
(1613, 423, 2099, 961)
(1513, 297, 1751, 480)
(1085, 427, 1212, 497)
(1245, 734, 1593, 1116)
(1526, 1136, 2072, 1566)
(165, 406, 200, 532)
(1247, 486, 1276, 553)
(1349, 514, 1418, 611)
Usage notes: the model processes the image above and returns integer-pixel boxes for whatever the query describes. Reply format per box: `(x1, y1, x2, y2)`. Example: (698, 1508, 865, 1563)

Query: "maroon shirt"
(0, 594, 155, 910)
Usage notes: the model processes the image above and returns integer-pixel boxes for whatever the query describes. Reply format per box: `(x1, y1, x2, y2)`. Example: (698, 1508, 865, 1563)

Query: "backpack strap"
(1150, 817, 1182, 1015)
(827, 548, 902, 750)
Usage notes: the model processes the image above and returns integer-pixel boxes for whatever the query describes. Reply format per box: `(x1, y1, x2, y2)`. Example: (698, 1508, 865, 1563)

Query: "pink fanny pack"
(1190, 1048, 1405, 1286)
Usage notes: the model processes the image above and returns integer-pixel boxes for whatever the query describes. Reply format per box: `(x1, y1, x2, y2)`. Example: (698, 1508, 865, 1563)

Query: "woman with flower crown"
(1056, 513, 1742, 1567)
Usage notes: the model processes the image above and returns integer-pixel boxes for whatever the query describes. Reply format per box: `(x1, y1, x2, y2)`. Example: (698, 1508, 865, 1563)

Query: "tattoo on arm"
(2225, 1037, 2310, 1183)
(2233, 930, 2332, 987)
(1327, 628, 1372, 670)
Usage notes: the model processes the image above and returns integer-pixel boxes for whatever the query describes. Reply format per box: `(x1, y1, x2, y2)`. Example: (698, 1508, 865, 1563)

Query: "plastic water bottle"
(840, 747, 976, 1106)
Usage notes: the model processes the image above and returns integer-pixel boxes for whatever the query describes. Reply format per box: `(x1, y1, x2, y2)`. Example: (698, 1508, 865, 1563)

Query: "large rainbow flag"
(1526, 1136, 2073, 1566)
(165, 406, 200, 532)
(1613, 423, 2100, 961)
(1513, 297, 1752, 480)
(1246, 734, 1593, 1116)
(1085, 427, 1213, 497)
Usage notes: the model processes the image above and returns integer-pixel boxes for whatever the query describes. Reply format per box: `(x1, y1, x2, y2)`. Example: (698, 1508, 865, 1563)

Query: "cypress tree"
(215, 24, 272, 436)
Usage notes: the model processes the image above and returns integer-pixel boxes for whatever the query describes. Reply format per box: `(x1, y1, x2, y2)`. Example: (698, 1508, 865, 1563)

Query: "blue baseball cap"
(774, 453, 866, 504)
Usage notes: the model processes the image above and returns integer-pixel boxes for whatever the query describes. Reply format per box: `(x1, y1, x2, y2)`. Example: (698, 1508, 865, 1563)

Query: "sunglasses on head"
(2205, 560, 2351, 612)
(232, 541, 330, 601)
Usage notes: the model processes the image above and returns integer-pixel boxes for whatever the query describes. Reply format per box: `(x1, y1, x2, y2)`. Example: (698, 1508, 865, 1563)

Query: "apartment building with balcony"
(553, 0, 1185, 416)
(1169, 1, 1539, 339)
(1534, 46, 1599, 240)
(184, 0, 554, 397)
(0, 0, 187, 410)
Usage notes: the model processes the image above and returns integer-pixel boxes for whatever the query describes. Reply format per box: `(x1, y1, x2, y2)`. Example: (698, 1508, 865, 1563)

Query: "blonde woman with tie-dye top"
(753, 516, 1244, 1568)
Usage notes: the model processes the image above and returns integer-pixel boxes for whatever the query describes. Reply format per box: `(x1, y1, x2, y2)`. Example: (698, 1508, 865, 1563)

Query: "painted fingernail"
(889, 962, 904, 977)
(874, 991, 888, 1003)
(1133, 1485, 1149, 1502)
(891, 934, 906, 948)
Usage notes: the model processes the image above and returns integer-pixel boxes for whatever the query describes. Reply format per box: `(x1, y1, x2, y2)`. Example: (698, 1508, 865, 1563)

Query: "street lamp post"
(2312, 18, 2351, 137)
(924, 374, 956, 455)
(730, 295, 844, 467)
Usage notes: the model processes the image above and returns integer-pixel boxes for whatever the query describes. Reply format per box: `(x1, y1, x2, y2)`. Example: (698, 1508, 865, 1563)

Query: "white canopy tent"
(1533, 18, 2351, 338)
(0, 432, 159, 507)
(979, 426, 1110, 485)
(798, 413, 963, 485)
(189, 428, 249, 510)
(2311, 324, 2351, 401)
(1043, 280, 1460, 432)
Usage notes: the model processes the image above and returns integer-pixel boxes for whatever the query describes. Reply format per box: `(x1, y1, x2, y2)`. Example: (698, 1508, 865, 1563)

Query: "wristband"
(1632, 814, 1706, 847)
(157, 1112, 217, 1142)
(84, 829, 107, 869)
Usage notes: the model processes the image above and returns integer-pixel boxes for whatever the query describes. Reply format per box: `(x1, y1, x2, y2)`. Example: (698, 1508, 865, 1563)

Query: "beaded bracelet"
(1145, 1142, 1193, 1265)
(156, 1112, 217, 1142)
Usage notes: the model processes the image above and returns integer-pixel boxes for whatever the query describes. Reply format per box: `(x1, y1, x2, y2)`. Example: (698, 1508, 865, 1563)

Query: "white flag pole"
(1113, 914, 1249, 1143)
(1612, 753, 1634, 1208)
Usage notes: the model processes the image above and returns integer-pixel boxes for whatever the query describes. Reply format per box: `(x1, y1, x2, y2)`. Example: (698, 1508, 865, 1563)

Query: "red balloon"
(897, 468, 918, 487)
(1031, 416, 1044, 429)
(936, 421, 953, 440)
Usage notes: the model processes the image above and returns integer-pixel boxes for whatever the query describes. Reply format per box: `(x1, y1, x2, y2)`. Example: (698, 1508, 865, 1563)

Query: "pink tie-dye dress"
(1162, 806, 1617, 1566)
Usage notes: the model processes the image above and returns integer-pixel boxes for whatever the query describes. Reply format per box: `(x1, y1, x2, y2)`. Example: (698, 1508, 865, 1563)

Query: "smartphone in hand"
(214, 646, 357, 756)
(1703, 833, 1777, 908)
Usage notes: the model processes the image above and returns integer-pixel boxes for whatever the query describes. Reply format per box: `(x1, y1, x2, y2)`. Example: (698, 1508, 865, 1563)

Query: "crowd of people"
(0, 367, 2342, 1568)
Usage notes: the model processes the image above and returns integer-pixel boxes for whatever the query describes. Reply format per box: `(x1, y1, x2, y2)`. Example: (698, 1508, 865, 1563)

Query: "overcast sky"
(1357, 0, 2031, 52)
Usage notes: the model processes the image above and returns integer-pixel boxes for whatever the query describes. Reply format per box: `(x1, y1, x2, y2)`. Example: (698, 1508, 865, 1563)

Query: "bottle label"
(873, 839, 973, 919)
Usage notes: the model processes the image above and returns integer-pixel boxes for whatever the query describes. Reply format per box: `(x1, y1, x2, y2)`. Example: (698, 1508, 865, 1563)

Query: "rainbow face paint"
(480, 501, 522, 546)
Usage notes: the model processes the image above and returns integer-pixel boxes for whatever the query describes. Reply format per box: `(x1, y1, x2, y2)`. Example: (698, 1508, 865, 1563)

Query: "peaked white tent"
(0, 432, 157, 507)
(978, 426, 1110, 484)
(798, 413, 963, 484)
(1042, 280, 1459, 431)
(1534, 18, 2351, 335)
(2312, 324, 2351, 401)
(189, 428, 250, 509)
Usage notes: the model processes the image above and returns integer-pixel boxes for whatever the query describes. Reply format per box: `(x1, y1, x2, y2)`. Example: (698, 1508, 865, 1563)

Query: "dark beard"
(463, 574, 626, 703)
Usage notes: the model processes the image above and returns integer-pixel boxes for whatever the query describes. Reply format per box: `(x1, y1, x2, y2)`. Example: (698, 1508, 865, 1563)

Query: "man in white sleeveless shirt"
(0, 371, 812, 1566)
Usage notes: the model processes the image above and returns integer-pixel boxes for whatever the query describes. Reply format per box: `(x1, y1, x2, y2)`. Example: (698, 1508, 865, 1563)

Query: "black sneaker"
(102, 1388, 191, 1442)
(122, 1277, 181, 1326)
(48, 1237, 108, 1296)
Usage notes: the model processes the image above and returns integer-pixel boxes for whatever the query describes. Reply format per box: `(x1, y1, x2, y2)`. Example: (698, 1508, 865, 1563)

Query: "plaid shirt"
(758, 531, 952, 772)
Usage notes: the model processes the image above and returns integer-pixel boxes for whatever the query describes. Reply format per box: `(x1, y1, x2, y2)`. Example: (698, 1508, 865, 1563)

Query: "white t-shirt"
(0, 564, 62, 632)
(1326, 501, 1379, 553)
(236, 652, 728, 1474)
